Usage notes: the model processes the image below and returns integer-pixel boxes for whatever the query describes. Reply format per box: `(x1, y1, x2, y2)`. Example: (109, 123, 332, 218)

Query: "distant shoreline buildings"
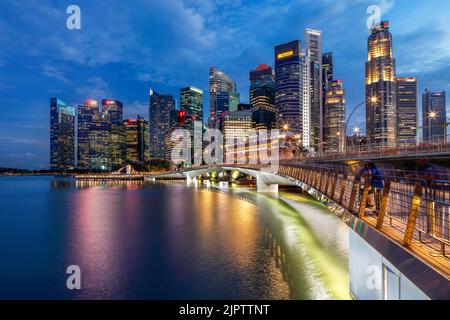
(49, 20, 448, 170)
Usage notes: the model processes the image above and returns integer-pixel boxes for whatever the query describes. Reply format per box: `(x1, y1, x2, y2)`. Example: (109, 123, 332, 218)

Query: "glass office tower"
(423, 90, 447, 143)
(275, 40, 304, 136)
(249, 64, 276, 130)
(50, 98, 75, 169)
(396, 77, 418, 146)
(124, 116, 149, 163)
(102, 99, 125, 169)
(323, 80, 346, 153)
(77, 99, 100, 168)
(305, 28, 323, 151)
(149, 89, 176, 159)
(209, 67, 237, 117)
(366, 21, 397, 147)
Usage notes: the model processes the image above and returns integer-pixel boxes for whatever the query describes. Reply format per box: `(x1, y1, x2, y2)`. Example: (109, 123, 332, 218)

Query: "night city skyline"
(1, 0, 450, 169)
(1, 1, 450, 305)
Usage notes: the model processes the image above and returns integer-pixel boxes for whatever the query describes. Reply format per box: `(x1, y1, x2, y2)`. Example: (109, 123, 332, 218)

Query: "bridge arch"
(154, 165, 295, 193)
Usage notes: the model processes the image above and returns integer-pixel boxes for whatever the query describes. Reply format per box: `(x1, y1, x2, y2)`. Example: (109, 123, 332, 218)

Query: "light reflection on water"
(0, 176, 349, 299)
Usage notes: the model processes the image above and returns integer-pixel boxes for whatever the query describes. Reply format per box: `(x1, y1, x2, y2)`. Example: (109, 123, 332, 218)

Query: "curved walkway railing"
(278, 164, 450, 276)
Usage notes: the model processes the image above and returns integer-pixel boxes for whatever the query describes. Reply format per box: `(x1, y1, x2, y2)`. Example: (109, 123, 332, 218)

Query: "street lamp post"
(343, 96, 377, 152)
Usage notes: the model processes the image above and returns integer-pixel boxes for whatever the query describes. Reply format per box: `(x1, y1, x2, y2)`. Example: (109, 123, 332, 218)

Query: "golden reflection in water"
(182, 187, 289, 299)
(189, 188, 259, 261)
(196, 190, 260, 270)
(75, 180, 143, 190)
(68, 186, 130, 298)
(164, 186, 191, 267)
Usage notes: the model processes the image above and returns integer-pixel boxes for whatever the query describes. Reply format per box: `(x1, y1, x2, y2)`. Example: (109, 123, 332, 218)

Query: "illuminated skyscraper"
(102, 99, 126, 169)
(323, 80, 346, 153)
(77, 99, 100, 168)
(180, 86, 204, 164)
(209, 67, 237, 117)
(223, 110, 253, 162)
(164, 110, 187, 162)
(250, 64, 274, 86)
(275, 40, 304, 136)
(322, 52, 333, 106)
(305, 29, 323, 151)
(396, 77, 418, 146)
(149, 89, 176, 159)
(250, 64, 276, 112)
(249, 64, 276, 130)
(180, 86, 203, 126)
(88, 118, 111, 170)
(102, 99, 123, 125)
(302, 55, 310, 150)
(50, 98, 75, 169)
(214, 92, 240, 114)
(422, 90, 446, 143)
(124, 116, 149, 163)
(366, 21, 397, 147)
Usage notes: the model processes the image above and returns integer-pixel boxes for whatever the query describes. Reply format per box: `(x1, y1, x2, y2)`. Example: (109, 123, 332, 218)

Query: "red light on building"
(85, 99, 97, 107)
(256, 64, 270, 71)
(383, 21, 389, 27)
(397, 77, 416, 82)
(177, 111, 186, 126)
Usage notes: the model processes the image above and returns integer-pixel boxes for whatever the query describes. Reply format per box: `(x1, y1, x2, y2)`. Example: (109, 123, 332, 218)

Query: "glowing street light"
(429, 111, 437, 119)
(283, 124, 289, 131)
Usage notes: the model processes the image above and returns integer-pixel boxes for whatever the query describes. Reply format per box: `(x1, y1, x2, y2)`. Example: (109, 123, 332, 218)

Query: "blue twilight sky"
(0, 0, 450, 169)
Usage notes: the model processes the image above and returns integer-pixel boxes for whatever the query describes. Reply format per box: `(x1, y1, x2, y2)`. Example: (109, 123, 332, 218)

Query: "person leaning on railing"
(359, 161, 384, 211)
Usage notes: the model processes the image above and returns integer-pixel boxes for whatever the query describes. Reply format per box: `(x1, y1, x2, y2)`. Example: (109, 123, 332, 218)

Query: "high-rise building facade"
(88, 118, 111, 170)
(396, 77, 418, 146)
(305, 29, 323, 151)
(77, 99, 100, 168)
(102, 99, 125, 169)
(209, 67, 237, 117)
(366, 21, 397, 147)
(252, 108, 276, 131)
(322, 52, 333, 106)
(50, 98, 75, 169)
(422, 90, 447, 143)
(302, 54, 310, 150)
(102, 99, 123, 125)
(275, 40, 304, 136)
(249, 64, 276, 131)
(223, 110, 253, 162)
(149, 89, 176, 159)
(180, 86, 203, 126)
(180, 86, 204, 165)
(250, 64, 273, 86)
(323, 80, 346, 153)
(124, 116, 149, 163)
(214, 91, 240, 114)
(250, 64, 276, 112)
(164, 110, 187, 162)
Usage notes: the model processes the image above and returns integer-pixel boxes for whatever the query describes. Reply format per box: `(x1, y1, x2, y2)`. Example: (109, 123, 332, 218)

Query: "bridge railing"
(283, 141, 450, 162)
(279, 164, 450, 260)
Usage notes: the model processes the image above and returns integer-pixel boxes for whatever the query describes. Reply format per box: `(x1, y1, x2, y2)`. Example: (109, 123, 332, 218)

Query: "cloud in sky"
(0, 0, 449, 168)
(75, 76, 111, 100)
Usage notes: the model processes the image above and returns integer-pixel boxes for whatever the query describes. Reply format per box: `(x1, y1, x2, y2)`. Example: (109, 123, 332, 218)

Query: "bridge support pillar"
(186, 175, 198, 184)
(256, 175, 278, 194)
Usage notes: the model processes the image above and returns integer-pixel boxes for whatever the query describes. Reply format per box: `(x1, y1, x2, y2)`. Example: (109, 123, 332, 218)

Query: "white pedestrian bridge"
(147, 164, 296, 193)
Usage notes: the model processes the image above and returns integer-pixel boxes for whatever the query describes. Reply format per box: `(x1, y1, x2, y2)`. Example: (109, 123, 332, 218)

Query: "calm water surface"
(0, 176, 349, 299)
